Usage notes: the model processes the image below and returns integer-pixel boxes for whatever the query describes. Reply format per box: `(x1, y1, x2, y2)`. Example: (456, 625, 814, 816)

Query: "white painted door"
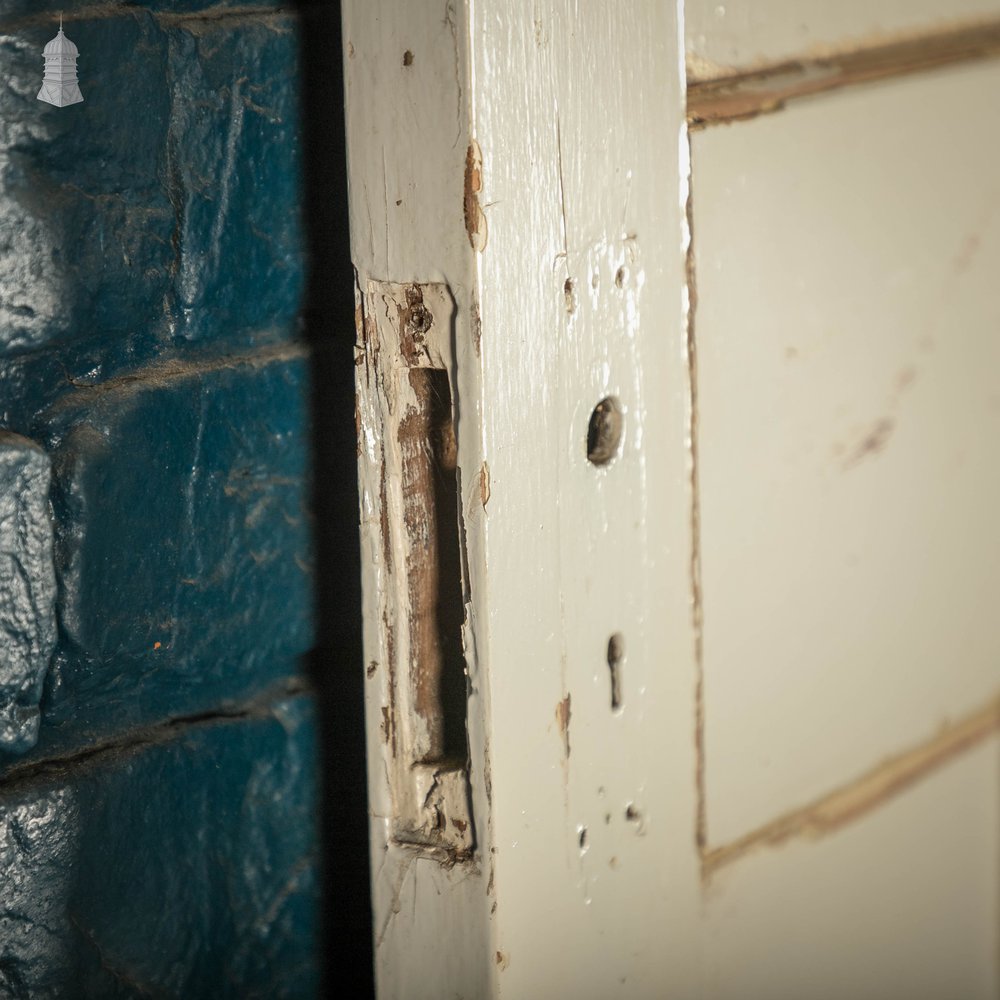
(343, 3, 1000, 997)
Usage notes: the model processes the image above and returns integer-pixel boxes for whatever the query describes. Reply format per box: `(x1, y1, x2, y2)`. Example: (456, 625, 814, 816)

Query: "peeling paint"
(356, 279, 474, 860)
(470, 299, 483, 357)
(464, 140, 487, 252)
(479, 461, 491, 510)
(555, 694, 571, 760)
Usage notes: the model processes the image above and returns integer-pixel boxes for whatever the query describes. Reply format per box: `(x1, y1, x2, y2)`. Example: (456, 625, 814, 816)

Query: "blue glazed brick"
(0, 2, 285, 25)
(0, 13, 175, 354)
(0, 7, 304, 356)
(0, 0, 316, 767)
(161, 13, 306, 341)
(0, 1, 338, 988)
(53, 353, 314, 723)
(0, 349, 317, 766)
(0, 435, 58, 755)
(0, 695, 319, 999)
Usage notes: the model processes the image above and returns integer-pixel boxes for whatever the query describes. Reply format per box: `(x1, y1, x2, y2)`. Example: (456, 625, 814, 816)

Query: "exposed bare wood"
(355, 278, 473, 859)
(703, 695, 1000, 878)
(684, 159, 707, 854)
(688, 19, 1000, 128)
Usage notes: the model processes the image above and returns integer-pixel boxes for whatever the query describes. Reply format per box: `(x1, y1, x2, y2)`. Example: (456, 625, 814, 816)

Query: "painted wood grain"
(345, 0, 699, 996)
(472, 2, 700, 995)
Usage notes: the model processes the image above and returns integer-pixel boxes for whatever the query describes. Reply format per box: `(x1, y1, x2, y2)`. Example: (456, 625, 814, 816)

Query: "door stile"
(343, 3, 700, 996)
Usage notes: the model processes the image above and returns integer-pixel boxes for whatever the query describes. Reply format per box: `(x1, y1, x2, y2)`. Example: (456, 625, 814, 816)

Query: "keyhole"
(607, 633, 624, 711)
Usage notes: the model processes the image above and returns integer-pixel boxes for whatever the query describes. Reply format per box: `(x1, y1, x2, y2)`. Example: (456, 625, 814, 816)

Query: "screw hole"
(607, 633, 624, 710)
(586, 397, 623, 466)
(578, 826, 589, 852)
(625, 803, 645, 835)
(564, 277, 577, 314)
(406, 303, 432, 335)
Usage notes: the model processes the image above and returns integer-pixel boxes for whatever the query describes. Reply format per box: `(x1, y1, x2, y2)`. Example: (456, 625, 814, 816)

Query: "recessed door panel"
(694, 62, 1000, 847)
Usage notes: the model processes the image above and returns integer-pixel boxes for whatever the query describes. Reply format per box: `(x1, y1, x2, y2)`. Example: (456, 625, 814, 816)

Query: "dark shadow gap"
(294, 1, 374, 996)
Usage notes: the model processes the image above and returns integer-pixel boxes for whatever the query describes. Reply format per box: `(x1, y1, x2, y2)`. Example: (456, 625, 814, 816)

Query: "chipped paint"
(464, 139, 488, 252)
(355, 279, 473, 857)
(842, 417, 895, 470)
(479, 461, 491, 510)
(344, 4, 495, 992)
(555, 694, 571, 759)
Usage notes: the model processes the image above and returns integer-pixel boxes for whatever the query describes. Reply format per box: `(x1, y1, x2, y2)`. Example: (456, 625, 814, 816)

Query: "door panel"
(686, 0, 1000, 78)
(693, 62, 1000, 848)
(703, 737, 999, 1000)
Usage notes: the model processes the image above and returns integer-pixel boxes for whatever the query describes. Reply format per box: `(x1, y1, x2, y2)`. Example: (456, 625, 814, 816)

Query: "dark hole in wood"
(400, 369, 468, 764)
(586, 396, 623, 466)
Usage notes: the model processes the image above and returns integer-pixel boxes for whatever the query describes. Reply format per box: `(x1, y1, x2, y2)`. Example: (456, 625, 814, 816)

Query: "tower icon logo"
(37, 17, 84, 107)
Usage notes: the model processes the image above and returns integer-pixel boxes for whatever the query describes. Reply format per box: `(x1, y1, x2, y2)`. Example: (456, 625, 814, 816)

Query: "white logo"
(37, 17, 83, 108)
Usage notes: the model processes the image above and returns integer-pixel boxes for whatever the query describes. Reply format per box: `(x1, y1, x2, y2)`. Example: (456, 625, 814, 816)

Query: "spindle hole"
(586, 397, 623, 466)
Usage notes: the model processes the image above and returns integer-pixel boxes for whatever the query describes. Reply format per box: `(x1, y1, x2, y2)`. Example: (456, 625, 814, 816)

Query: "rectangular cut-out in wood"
(355, 278, 473, 858)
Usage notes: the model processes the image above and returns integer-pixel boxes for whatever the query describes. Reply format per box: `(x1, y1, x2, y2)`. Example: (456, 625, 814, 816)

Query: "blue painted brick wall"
(1, 696, 317, 998)
(0, 1, 332, 993)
